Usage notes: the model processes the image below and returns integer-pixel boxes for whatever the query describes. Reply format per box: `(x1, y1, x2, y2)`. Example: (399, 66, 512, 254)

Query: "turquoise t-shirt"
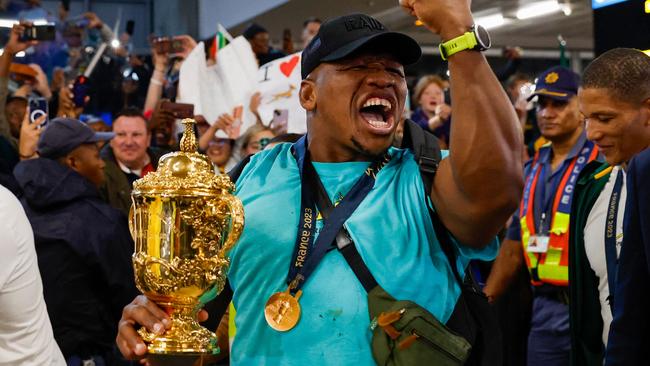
(227, 143, 498, 365)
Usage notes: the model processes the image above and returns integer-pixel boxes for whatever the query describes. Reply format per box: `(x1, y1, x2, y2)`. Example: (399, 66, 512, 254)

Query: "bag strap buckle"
(418, 154, 439, 175)
(377, 309, 406, 340)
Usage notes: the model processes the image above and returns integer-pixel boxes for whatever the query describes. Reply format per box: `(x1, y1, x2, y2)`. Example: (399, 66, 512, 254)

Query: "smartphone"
(153, 37, 184, 54)
(20, 24, 56, 41)
(72, 75, 89, 108)
(443, 88, 451, 106)
(126, 20, 135, 36)
(271, 109, 289, 135)
(29, 97, 48, 127)
(227, 105, 244, 139)
(9, 63, 37, 82)
(160, 101, 194, 119)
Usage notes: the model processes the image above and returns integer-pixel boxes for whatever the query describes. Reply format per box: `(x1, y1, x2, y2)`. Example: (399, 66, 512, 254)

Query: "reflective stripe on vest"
(520, 141, 599, 286)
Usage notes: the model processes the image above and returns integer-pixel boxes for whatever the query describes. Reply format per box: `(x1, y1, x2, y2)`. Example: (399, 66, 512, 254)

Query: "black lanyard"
(287, 136, 390, 294)
(605, 169, 623, 310)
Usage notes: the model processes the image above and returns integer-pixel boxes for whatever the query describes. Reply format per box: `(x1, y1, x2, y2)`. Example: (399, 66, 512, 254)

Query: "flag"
(209, 32, 228, 61)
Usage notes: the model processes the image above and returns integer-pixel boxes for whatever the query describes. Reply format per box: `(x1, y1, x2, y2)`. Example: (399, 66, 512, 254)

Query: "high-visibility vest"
(520, 141, 599, 286)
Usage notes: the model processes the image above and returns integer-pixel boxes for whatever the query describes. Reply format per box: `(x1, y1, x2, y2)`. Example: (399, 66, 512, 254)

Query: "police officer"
(485, 66, 600, 366)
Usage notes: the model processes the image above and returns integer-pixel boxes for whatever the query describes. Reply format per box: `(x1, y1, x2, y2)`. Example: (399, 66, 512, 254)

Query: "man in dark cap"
(13, 118, 138, 366)
(117, 1, 523, 364)
(484, 66, 600, 366)
(243, 22, 286, 66)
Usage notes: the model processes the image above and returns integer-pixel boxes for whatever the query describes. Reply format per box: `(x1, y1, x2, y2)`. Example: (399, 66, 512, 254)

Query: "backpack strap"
(401, 119, 442, 194)
(400, 120, 466, 287)
(227, 154, 253, 183)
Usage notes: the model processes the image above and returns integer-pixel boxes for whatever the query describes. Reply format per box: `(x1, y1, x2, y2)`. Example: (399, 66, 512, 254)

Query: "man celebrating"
(484, 66, 599, 366)
(569, 48, 650, 366)
(117, 1, 523, 364)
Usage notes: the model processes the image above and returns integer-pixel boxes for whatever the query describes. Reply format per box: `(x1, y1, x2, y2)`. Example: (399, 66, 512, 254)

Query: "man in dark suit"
(606, 148, 650, 365)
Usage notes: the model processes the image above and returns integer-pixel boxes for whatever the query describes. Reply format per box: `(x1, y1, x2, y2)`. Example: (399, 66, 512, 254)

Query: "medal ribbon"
(604, 168, 623, 310)
(287, 136, 390, 294)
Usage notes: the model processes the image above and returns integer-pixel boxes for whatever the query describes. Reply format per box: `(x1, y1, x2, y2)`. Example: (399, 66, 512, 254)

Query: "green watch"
(439, 25, 491, 60)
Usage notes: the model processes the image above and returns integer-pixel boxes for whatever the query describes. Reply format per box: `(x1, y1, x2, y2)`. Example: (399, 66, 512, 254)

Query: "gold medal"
(264, 288, 302, 331)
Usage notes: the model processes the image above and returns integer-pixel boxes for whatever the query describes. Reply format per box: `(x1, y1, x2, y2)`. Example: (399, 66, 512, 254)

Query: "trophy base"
(139, 301, 220, 356)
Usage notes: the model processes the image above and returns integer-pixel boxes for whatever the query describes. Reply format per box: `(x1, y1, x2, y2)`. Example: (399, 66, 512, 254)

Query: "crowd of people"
(0, 0, 649, 366)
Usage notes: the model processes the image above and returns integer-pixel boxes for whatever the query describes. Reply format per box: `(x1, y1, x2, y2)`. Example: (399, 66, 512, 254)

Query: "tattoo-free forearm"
(144, 69, 165, 112)
(432, 51, 523, 247)
(483, 239, 524, 302)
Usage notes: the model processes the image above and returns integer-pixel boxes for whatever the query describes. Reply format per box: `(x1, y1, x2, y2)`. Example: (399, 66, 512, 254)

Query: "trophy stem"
(139, 300, 220, 355)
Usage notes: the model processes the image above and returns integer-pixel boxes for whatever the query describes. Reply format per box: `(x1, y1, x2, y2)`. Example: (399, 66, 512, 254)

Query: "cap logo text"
(344, 17, 385, 32)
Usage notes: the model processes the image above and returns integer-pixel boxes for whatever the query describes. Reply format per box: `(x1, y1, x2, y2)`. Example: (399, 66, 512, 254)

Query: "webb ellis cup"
(129, 118, 244, 355)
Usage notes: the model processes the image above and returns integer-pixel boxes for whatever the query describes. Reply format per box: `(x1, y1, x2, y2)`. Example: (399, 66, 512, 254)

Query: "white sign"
(255, 52, 307, 134)
(178, 36, 258, 138)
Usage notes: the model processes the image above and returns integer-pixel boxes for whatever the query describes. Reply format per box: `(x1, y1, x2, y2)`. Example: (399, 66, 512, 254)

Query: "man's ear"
(61, 153, 78, 172)
(299, 80, 317, 112)
(643, 97, 650, 127)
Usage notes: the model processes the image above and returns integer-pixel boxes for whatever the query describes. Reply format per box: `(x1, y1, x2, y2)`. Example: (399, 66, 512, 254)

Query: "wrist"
(38, 89, 52, 99)
(439, 21, 473, 41)
(19, 150, 38, 160)
(3, 47, 18, 56)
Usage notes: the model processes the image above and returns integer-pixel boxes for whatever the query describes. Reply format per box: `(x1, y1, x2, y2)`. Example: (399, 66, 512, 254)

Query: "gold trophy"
(129, 118, 244, 356)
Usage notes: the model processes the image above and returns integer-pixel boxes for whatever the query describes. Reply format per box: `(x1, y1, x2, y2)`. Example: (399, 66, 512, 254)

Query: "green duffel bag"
(368, 286, 472, 366)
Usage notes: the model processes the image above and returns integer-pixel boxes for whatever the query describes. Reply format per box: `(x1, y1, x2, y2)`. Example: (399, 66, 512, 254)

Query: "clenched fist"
(399, 0, 474, 40)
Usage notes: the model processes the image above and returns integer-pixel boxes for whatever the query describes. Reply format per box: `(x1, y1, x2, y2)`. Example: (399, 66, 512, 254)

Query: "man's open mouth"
(359, 97, 394, 131)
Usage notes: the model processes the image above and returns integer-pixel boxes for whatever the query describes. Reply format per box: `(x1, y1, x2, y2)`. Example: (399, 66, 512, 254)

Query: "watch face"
(475, 25, 491, 50)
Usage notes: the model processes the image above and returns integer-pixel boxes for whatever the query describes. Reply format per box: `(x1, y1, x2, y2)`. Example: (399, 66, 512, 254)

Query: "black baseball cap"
(301, 13, 421, 79)
(38, 117, 114, 158)
(529, 66, 580, 102)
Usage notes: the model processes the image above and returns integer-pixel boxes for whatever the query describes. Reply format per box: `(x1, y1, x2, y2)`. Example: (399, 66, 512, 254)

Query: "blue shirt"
(227, 143, 498, 365)
(410, 107, 451, 142)
(506, 133, 589, 242)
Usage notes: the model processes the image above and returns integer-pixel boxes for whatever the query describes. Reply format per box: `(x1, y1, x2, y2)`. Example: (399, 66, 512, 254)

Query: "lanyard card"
(527, 235, 549, 253)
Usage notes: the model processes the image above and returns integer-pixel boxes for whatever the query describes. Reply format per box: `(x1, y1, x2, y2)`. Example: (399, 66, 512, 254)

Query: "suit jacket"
(569, 161, 610, 366)
(605, 148, 650, 365)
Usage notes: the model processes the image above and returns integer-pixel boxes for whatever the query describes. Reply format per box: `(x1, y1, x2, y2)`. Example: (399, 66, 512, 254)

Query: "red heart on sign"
(279, 55, 299, 78)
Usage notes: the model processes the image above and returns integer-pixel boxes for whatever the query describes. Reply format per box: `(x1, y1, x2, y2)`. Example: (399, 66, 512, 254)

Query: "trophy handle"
(217, 193, 244, 258)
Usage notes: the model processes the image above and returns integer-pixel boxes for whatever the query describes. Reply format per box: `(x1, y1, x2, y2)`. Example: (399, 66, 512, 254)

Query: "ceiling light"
(111, 39, 121, 48)
(562, 4, 573, 15)
(475, 13, 507, 29)
(516, 0, 562, 20)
